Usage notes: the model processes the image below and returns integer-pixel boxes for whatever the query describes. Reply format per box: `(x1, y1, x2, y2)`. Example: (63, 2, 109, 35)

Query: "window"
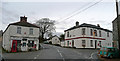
(17, 27, 21, 34)
(94, 30, 97, 36)
(67, 32, 69, 37)
(99, 41, 102, 47)
(67, 41, 69, 46)
(107, 32, 109, 37)
(82, 40, 85, 45)
(90, 29, 93, 36)
(29, 28, 33, 35)
(28, 41, 34, 47)
(90, 40, 93, 47)
(99, 31, 101, 37)
(70, 35, 71, 37)
(82, 28, 85, 35)
(23, 42, 26, 47)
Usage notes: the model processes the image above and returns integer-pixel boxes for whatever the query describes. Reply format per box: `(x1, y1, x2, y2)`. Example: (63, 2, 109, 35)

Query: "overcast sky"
(1, 0, 119, 35)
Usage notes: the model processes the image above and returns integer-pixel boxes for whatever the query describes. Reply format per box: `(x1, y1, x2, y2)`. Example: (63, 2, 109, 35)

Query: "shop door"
(11, 40, 17, 52)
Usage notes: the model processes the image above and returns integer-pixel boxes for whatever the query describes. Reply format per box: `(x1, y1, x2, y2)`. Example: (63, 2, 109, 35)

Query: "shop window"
(28, 41, 34, 47)
(23, 42, 26, 47)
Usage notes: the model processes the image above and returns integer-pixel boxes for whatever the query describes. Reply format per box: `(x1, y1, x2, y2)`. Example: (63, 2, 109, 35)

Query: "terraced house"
(2, 16, 40, 52)
(64, 21, 113, 48)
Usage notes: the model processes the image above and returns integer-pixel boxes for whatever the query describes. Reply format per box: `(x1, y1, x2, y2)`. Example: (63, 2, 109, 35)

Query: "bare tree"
(35, 18, 55, 42)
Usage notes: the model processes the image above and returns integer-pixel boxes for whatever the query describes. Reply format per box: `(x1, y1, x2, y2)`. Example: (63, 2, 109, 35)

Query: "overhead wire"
(59, 0, 103, 22)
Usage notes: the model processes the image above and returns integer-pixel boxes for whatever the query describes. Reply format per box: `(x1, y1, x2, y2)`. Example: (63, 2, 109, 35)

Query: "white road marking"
(56, 48, 65, 61)
(89, 52, 97, 59)
(34, 57, 37, 59)
(37, 55, 39, 57)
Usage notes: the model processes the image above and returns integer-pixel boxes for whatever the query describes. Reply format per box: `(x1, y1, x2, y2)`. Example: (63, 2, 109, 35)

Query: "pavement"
(2, 44, 100, 61)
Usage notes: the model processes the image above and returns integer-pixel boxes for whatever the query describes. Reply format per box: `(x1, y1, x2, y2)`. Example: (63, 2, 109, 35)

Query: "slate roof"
(64, 23, 112, 32)
(9, 22, 39, 28)
(3, 21, 39, 34)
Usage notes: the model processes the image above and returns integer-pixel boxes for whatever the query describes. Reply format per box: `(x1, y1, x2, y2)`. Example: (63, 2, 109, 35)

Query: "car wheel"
(109, 55, 113, 59)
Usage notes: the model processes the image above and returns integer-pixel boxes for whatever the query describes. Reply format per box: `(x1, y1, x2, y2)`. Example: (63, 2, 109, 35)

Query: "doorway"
(95, 40, 97, 49)
(11, 40, 17, 52)
(72, 40, 74, 47)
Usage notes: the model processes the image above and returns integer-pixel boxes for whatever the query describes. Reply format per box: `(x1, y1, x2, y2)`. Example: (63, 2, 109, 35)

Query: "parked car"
(98, 47, 120, 58)
(43, 41, 49, 44)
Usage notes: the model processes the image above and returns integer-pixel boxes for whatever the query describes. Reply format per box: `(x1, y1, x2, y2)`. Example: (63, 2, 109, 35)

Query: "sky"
(0, 0, 119, 36)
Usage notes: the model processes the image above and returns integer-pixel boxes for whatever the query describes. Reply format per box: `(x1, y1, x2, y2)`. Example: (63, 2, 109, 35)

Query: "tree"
(59, 34, 65, 41)
(35, 18, 55, 42)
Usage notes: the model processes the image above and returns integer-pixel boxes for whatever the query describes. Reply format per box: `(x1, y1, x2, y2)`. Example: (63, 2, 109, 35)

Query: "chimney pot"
(97, 24, 100, 27)
(76, 21, 79, 26)
(20, 16, 27, 22)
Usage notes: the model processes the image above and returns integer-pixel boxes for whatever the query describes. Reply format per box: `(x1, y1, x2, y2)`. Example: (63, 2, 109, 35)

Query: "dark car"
(98, 47, 120, 58)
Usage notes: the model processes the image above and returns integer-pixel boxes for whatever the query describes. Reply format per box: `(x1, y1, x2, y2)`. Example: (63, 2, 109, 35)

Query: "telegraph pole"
(116, 0, 119, 17)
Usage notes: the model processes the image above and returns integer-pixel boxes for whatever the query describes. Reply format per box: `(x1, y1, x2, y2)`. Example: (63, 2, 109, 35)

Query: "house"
(48, 35, 60, 45)
(2, 16, 40, 52)
(64, 21, 113, 48)
(112, 15, 120, 49)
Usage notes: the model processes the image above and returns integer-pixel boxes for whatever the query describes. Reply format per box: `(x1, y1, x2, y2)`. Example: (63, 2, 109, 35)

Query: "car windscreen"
(107, 48, 115, 52)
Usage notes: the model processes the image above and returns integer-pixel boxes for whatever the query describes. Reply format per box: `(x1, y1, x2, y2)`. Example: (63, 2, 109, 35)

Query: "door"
(95, 40, 97, 49)
(72, 40, 74, 47)
(11, 40, 17, 52)
(21, 39, 27, 51)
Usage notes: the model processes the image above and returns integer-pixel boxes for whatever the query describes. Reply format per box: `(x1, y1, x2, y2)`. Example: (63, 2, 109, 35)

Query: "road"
(3, 44, 100, 61)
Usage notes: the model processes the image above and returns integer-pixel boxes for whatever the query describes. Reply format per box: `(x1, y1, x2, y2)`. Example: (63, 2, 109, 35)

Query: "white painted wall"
(3, 25, 39, 52)
(64, 26, 113, 48)
(51, 36, 60, 45)
(10, 25, 39, 37)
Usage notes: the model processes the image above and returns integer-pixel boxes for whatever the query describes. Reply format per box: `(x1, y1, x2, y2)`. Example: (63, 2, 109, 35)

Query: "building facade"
(64, 22, 113, 48)
(2, 16, 40, 52)
(112, 15, 120, 49)
(51, 35, 60, 45)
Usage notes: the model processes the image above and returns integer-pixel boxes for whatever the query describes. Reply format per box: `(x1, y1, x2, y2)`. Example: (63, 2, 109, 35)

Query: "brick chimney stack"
(76, 21, 79, 26)
(20, 16, 27, 22)
(97, 24, 100, 27)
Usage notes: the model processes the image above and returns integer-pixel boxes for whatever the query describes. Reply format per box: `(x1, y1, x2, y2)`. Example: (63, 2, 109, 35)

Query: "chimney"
(76, 21, 79, 26)
(97, 24, 100, 27)
(20, 16, 27, 22)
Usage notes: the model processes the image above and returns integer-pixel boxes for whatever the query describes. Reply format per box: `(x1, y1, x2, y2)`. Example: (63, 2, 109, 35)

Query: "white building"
(64, 21, 113, 48)
(2, 16, 40, 52)
(51, 35, 60, 45)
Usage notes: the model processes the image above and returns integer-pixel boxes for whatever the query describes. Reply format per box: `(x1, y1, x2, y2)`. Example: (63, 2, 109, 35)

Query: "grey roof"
(10, 22, 39, 28)
(3, 21, 39, 34)
(64, 23, 112, 32)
